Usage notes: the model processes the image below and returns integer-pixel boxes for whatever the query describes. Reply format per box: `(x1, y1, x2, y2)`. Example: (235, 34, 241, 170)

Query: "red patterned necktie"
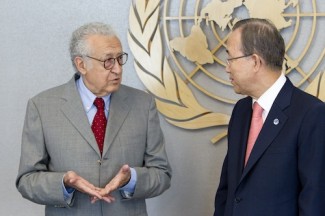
(91, 98, 107, 155)
(245, 102, 263, 166)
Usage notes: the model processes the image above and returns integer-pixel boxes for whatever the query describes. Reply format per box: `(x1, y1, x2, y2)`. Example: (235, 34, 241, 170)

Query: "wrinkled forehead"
(87, 34, 122, 55)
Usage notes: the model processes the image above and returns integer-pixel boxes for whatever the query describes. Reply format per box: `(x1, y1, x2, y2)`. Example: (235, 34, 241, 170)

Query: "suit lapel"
(240, 78, 293, 182)
(60, 75, 100, 156)
(102, 86, 131, 156)
(241, 106, 288, 180)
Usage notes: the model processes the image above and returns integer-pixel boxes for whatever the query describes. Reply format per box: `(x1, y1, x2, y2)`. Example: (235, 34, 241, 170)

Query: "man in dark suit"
(214, 18, 325, 216)
(16, 22, 172, 216)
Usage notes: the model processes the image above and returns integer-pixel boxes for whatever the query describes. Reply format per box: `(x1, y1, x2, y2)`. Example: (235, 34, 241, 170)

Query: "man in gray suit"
(16, 22, 172, 216)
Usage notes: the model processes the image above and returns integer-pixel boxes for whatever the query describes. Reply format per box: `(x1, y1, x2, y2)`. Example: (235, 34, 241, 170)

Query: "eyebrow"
(103, 52, 124, 58)
(91, 53, 122, 62)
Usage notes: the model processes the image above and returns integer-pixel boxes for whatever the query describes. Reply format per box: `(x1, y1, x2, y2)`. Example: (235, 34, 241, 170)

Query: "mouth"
(110, 77, 120, 83)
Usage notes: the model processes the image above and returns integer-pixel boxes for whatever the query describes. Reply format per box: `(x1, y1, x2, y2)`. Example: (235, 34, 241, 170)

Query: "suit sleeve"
(132, 96, 172, 199)
(214, 153, 228, 216)
(214, 100, 240, 216)
(298, 102, 325, 215)
(16, 99, 69, 206)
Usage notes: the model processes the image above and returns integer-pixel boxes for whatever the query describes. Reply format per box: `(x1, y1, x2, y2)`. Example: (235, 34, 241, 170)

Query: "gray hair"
(69, 22, 117, 72)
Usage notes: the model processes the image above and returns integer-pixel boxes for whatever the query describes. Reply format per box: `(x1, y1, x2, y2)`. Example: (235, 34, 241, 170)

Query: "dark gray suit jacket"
(214, 78, 325, 216)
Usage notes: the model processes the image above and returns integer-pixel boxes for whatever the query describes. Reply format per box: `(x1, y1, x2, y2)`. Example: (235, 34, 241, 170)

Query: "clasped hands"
(63, 164, 131, 204)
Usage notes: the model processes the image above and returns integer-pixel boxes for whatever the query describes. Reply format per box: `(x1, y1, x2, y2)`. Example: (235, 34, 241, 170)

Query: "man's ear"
(74, 56, 87, 75)
(251, 54, 262, 72)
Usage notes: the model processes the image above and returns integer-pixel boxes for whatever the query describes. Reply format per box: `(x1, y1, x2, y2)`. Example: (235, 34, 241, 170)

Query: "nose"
(225, 63, 231, 73)
(110, 59, 122, 74)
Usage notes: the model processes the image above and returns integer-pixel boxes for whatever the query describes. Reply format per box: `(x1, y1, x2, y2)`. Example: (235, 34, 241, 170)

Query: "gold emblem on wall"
(128, 0, 325, 143)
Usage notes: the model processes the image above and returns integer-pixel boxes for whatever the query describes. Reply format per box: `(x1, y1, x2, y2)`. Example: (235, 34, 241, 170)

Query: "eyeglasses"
(86, 52, 128, 70)
(226, 54, 253, 65)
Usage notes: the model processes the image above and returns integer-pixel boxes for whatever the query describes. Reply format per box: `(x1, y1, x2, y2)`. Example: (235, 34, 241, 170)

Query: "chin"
(233, 88, 243, 95)
(108, 85, 120, 93)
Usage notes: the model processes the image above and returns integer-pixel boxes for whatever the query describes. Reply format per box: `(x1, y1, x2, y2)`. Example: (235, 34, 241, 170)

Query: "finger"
(102, 195, 116, 203)
(103, 166, 131, 194)
(94, 187, 102, 191)
(84, 187, 103, 199)
(120, 164, 130, 173)
(76, 181, 103, 199)
(90, 196, 98, 204)
(116, 165, 131, 186)
(64, 172, 104, 200)
(98, 187, 112, 197)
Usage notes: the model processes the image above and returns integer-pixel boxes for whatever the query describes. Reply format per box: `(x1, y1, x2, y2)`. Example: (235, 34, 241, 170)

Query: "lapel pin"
(273, 118, 279, 125)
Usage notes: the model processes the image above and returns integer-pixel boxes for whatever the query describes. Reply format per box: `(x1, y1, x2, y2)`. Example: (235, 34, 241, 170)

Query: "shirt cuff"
(119, 167, 137, 198)
(62, 176, 75, 204)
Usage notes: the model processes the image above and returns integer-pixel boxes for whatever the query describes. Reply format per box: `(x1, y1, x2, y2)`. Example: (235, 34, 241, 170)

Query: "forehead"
(226, 29, 242, 54)
(87, 34, 122, 55)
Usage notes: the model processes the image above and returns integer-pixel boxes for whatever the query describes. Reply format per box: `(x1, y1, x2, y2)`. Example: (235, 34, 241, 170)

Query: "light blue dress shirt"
(62, 76, 137, 202)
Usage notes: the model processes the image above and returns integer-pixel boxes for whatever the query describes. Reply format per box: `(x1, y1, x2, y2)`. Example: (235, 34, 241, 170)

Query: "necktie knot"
(94, 98, 105, 110)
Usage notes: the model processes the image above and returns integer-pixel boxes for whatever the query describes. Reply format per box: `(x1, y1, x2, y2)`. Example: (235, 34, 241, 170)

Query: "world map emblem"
(128, 0, 325, 143)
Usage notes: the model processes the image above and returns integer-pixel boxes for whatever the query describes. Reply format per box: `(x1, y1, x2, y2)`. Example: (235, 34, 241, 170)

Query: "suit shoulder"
(30, 82, 69, 103)
(292, 87, 324, 107)
(33, 84, 66, 97)
(119, 85, 153, 101)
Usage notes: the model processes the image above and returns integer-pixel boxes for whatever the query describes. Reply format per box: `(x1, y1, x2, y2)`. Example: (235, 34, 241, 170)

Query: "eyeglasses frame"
(85, 52, 128, 70)
(226, 54, 253, 65)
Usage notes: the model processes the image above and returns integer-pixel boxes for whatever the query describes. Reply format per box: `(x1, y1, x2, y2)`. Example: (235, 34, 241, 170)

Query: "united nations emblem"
(128, 0, 325, 143)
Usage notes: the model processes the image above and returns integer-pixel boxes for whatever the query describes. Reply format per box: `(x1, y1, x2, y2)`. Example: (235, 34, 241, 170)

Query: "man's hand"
(91, 164, 131, 203)
(63, 171, 103, 200)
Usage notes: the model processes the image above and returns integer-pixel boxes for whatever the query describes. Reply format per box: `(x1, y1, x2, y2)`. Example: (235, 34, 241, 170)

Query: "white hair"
(69, 22, 118, 72)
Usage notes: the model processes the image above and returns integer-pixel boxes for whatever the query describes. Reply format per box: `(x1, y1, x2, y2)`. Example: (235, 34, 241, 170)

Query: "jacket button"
(234, 197, 242, 203)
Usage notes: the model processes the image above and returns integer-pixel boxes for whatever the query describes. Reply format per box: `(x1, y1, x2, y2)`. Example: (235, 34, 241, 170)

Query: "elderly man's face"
(225, 29, 255, 96)
(79, 35, 123, 97)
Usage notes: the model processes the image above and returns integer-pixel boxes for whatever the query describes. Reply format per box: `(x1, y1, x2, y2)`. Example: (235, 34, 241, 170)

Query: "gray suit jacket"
(16, 75, 172, 216)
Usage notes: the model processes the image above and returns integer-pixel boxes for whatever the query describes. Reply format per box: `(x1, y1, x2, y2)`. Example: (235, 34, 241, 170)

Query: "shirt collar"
(76, 76, 111, 113)
(255, 73, 286, 114)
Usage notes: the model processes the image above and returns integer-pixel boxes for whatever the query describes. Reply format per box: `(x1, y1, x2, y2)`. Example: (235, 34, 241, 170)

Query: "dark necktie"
(91, 98, 107, 155)
(245, 102, 263, 166)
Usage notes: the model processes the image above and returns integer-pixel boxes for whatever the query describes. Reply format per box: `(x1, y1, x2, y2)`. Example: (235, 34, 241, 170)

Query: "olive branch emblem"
(127, 0, 230, 143)
(127, 0, 324, 144)
(305, 70, 325, 101)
